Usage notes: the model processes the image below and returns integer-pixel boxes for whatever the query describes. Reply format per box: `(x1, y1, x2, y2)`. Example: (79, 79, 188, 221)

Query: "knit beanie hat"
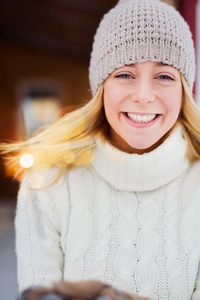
(89, 0, 195, 96)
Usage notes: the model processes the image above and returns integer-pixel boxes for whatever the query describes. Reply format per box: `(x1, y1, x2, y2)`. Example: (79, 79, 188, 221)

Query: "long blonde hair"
(1, 76, 200, 176)
(180, 76, 200, 160)
(1, 84, 105, 174)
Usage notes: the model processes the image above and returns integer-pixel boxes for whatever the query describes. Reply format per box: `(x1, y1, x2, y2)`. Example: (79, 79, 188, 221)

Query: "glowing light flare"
(19, 153, 35, 168)
(28, 172, 43, 189)
(4, 159, 25, 181)
(64, 151, 76, 164)
(77, 149, 94, 165)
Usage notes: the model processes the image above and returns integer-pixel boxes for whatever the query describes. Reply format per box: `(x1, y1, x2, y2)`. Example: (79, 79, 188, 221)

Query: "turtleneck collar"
(92, 125, 189, 192)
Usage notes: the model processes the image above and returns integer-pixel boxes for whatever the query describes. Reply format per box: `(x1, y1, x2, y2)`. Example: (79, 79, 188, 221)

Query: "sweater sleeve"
(190, 162, 200, 299)
(15, 169, 69, 292)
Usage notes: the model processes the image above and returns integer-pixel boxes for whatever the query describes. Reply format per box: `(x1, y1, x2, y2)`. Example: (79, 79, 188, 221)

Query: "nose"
(131, 80, 156, 104)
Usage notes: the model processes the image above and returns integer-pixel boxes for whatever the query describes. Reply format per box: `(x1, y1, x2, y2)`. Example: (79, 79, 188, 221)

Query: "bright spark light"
(19, 153, 34, 168)
(28, 172, 43, 189)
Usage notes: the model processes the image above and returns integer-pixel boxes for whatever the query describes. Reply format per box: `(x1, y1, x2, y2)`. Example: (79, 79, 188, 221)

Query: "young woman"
(2, 0, 200, 299)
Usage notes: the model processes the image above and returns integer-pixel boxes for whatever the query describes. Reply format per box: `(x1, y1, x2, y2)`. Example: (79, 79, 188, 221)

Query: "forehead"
(113, 61, 181, 75)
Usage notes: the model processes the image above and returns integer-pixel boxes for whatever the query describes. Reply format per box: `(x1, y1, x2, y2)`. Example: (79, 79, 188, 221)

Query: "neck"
(107, 125, 175, 155)
(93, 124, 189, 192)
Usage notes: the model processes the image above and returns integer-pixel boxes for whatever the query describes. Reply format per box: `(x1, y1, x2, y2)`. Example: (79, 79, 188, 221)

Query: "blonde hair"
(180, 75, 200, 160)
(1, 84, 105, 173)
(1, 76, 200, 177)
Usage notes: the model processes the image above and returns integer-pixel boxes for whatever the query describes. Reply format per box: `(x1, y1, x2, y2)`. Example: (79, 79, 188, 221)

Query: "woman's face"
(103, 61, 182, 154)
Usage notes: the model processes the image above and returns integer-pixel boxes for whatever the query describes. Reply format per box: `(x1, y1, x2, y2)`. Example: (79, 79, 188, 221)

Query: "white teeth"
(127, 113, 156, 123)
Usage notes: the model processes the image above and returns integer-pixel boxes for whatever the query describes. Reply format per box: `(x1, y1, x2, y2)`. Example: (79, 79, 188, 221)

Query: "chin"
(129, 135, 168, 154)
(127, 138, 161, 154)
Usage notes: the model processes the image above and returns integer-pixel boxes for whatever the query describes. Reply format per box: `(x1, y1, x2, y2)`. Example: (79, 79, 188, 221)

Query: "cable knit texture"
(16, 125, 200, 299)
(89, 0, 195, 96)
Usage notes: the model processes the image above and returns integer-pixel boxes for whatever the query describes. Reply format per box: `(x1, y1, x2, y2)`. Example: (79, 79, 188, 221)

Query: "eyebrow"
(125, 62, 169, 67)
(123, 62, 175, 70)
(157, 62, 171, 67)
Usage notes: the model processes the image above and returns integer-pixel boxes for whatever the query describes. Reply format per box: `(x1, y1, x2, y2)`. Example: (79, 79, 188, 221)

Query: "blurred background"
(0, 0, 199, 298)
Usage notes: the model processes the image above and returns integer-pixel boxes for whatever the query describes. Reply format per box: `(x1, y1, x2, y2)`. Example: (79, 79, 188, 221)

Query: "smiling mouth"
(125, 112, 158, 123)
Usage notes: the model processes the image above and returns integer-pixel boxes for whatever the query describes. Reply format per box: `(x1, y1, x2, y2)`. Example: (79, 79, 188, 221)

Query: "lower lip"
(123, 113, 161, 128)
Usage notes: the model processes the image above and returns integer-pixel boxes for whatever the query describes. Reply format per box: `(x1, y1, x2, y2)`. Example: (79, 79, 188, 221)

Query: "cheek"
(103, 87, 120, 115)
(163, 88, 182, 117)
(103, 99, 116, 126)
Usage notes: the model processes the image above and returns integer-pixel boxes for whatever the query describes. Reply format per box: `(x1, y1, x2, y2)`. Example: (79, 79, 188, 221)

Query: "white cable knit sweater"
(15, 125, 200, 300)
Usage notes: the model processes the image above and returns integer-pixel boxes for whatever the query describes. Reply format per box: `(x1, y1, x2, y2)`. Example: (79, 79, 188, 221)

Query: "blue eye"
(158, 75, 174, 81)
(115, 74, 132, 79)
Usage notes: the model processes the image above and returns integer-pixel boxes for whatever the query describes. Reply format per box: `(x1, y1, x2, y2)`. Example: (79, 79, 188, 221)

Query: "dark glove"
(17, 285, 66, 300)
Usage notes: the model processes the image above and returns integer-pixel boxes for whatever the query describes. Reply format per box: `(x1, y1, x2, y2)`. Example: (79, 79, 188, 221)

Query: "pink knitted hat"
(89, 0, 195, 96)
